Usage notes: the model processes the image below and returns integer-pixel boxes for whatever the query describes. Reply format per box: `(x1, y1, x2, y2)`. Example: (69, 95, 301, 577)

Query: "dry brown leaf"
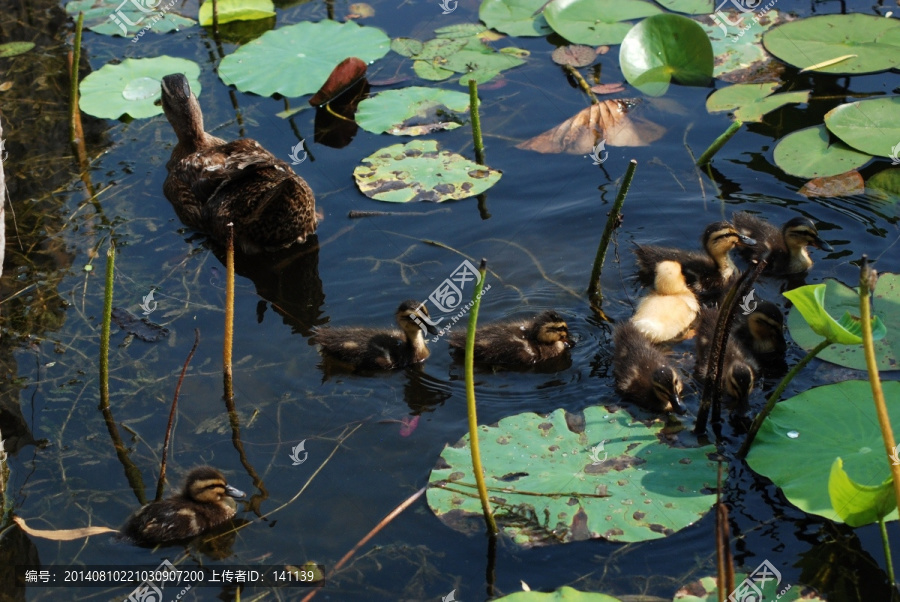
(516, 99, 666, 154)
(0, 81, 12, 92)
(590, 82, 625, 95)
(799, 171, 864, 198)
(12, 516, 117, 541)
(346, 2, 374, 19)
(551, 45, 596, 67)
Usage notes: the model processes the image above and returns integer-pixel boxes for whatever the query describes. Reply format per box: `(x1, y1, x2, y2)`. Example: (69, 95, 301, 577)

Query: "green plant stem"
(563, 65, 599, 105)
(588, 159, 637, 313)
(468, 79, 485, 166)
(465, 258, 497, 535)
(224, 224, 234, 402)
(881, 517, 896, 585)
(100, 243, 114, 412)
(738, 338, 831, 459)
(69, 12, 83, 144)
(696, 120, 743, 167)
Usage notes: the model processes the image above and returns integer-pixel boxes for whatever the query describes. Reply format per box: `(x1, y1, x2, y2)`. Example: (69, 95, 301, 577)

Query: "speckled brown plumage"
(732, 212, 832, 276)
(612, 321, 685, 414)
(694, 307, 759, 409)
(448, 310, 573, 366)
(161, 73, 316, 254)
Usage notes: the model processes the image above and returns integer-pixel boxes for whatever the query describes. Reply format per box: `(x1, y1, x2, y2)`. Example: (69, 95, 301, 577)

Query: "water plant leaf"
(479, 0, 553, 37)
(0, 42, 35, 58)
(619, 14, 713, 97)
(787, 276, 899, 371)
(218, 21, 390, 98)
(783, 283, 885, 346)
(391, 37, 424, 57)
(763, 14, 900, 74)
(824, 97, 900, 158)
(308, 57, 368, 106)
(494, 587, 622, 601)
(675, 574, 825, 601)
(746, 380, 900, 523)
(353, 140, 500, 203)
(66, 0, 196, 37)
(413, 61, 456, 81)
(111, 308, 171, 342)
(706, 83, 809, 123)
(773, 125, 872, 179)
(427, 406, 717, 546)
(654, 0, 712, 14)
(551, 45, 597, 67)
(355, 87, 469, 135)
(198, 0, 275, 26)
(867, 168, 900, 199)
(395, 34, 523, 85)
(829, 457, 896, 528)
(798, 171, 864, 198)
(78, 56, 201, 119)
(544, 0, 663, 46)
(11, 516, 117, 541)
(696, 9, 787, 83)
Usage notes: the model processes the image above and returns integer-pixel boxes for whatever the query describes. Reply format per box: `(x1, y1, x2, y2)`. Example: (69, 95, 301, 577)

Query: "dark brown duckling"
(732, 212, 832, 276)
(694, 307, 759, 411)
(733, 299, 787, 375)
(634, 221, 756, 300)
(120, 466, 244, 546)
(161, 73, 317, 254)
(314, 300, 439, 370)
(448, 310, 573, 366)
(612, 322, 686, 414)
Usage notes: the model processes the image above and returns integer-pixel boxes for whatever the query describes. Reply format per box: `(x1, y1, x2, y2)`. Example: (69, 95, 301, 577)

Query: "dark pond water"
(2, 0, 900, 600)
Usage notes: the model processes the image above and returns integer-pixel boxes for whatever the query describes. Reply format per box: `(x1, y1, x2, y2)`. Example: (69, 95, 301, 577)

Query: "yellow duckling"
(612, 322, 686, 414)
(448, 310, 573, 367)
(733, 212, 832, 276)
(630, 261, 700, 344)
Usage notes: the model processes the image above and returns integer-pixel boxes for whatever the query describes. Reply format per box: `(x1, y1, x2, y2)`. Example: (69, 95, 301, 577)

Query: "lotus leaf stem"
(468, 79, 485, 166)
(224, 224, 234, 402)
(696, 120, 743, 167)
(69, 12, 83, 145)
(563, 64, 599, 105)
(880, 516, 895, 585)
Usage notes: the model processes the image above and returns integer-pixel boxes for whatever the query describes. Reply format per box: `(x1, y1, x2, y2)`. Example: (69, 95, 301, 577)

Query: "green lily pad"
(198, 0, 275, 26)
(706, 83, 809, 123)
(479, 0, 553, 37)
(0, 41, 35, 58)
(78, 57, 201, 119)
(824, 97, 900, 158)
(545, 0, 663, 46)
(773, 125, 872, 179)
(395, 33, 523, 85)
(787, 276, 900, 371)
(747, 380, 900, 523)
(427, 406, 716, 546)
(495, 588, 622, 602)
(66, 0, 196, 37)
(675, 574, 825, 601)
(829, 458, 896, 528)
(413, 61, 456, 81)
(619, 14, 713, 97)
(355, 87, 469, 135)
(654, 0, 712, 14)
(697, 9, 786, 82)
(868, 168, 900, 199)
(763, 14, 900, 74)
(218, 20, 390, 98)
(353, 140, 501, 203)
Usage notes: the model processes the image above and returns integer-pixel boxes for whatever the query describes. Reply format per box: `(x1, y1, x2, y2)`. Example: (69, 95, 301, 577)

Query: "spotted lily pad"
(198, 0, 275, 26)
(355, 87, 469, 135)
(65, 0, 196, 38)
(706, 83, 809, 123)
(786, 275, 900, 371)
(773, 125, 872, 179)
(353, 140, 500, 202)
(479, 0, 552, 37)
(495, 588, 622, 602)
(78, 57, 201, 119)
(427, 406, 716, 546)
(675, 574, 824, 601)
(544, 0, 663, 46)
(696, 9, 787, 82)
(218, 20, 390, 98)
(746, 380, 900, 523)
(824, 97, 900, 158)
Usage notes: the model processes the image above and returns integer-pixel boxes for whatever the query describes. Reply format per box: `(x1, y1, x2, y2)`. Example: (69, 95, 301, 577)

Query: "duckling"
(314, 300, 439, 370)
(732, 212, 833, 276)
(630, 261, 700, 344)
(161, 73, 317, 254)
(733, 299, 787, 375)
(634, 221, 756, 299)
(612, 322, 686, 414)
(448, 310, 573, 366)
(694, 307, 759, 410)
(120, 467, 244, 547)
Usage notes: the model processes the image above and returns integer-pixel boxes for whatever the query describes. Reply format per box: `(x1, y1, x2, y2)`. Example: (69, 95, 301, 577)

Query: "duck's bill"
(425, 323, 440, 335)
(812, 236, 833, 252)
(226, 485, 246, 498)
(668, 393, 687, 415)
(737, 234, 756, 246)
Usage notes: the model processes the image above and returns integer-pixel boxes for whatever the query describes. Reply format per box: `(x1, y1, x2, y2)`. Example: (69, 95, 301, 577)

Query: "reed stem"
(99, 243, 114, 412)
(223, 224, 234, 402)
(588, 159, 636, 312)
(696, 120, 742, 167)
(69, 12, 83, 144)
(563, 64, 599, 105)
(468, 79, 485, 166)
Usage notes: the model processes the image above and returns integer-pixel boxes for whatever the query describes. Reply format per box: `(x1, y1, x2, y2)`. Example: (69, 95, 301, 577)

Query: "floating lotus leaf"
(696, 9, 786, 83)
(355, 87, 469, 135)
(545, 0, 663, 46)
(479, 0, 552, 37)
(746, 380, 900, 523)
(706, 83, 809, 123)
(427, 406, 717, 546)
(654, 0, 712, 14)
(674, 574, 825, 601)
(824, 97, 900, 158)
(868, 168, 900, 199)
(0, 42, 35, 57)
(66, 0, 195, 37)
(763, 14, 900, 74)
(786, 276, 899, 371)
(198, 0, 275, 26)
(619, 14, 713, 97)
(218, 20, 390, 98)
(353, 140, 500, 203)
(829, 458, 896, 528)
(78, 56, 201, 119)
(495, 588, 622, 602)
(773, 125, 872, 179)
(395, 33, 524, 85)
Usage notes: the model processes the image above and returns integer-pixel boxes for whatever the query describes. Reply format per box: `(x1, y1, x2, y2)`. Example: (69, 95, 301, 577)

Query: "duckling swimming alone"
(120, 466, 244, 547)
(630, 261, 700, 344)
(732, 212, 832, 276)
(314, 300, 439, 370)
(161, 73, 317, 254)
(448, 310, 572, 366)
(694, 307, 759, 410)
(613, 322, 686, 414)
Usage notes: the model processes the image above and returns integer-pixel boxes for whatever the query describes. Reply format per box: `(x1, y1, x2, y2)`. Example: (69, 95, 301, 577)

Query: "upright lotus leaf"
(696, 9, 786, 83)
(544, 0, 663, 46)
(79, 57, 201, 119)
(763, 14, 900, 74)
(787, 276, 899, 371)
(783, 284, 886, 346)
(428, 406, 717, 546)
(746, 380, 900, 523)
(355, 87, 469, 135)
(773, 125, 872, 179)
(675, 575, 825, 601)
(479, 0, 552, 37)
(824, 97, 900, 158)
(829, 458, 896, 528)
(198, 0, 275, 26)
(218, 21, 390, 98)
(66, 0, 195, 37)
(353, 140, 500, 203)
(654, 0, 712, 14)
(494, 588, 622, 602)
(706, 83, 809, 123)
(619, 14, 713, 97)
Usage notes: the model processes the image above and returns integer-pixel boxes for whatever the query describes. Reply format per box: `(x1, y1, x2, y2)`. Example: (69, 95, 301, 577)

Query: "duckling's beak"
(668, 391, 687, 415)
(811, 234, 833, 252)
(225, 484, 246, 499)
(737, 234, 756, 247)
(425, 322, 440, 335)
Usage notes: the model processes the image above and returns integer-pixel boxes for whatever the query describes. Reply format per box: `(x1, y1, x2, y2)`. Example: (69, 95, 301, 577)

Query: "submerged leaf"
(0, 42, 35, 58)
(111, 308, 171, 342)
(829, 457, 896, 528)
(198, 0, 275, 26)
(551, 45, 596, 67)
